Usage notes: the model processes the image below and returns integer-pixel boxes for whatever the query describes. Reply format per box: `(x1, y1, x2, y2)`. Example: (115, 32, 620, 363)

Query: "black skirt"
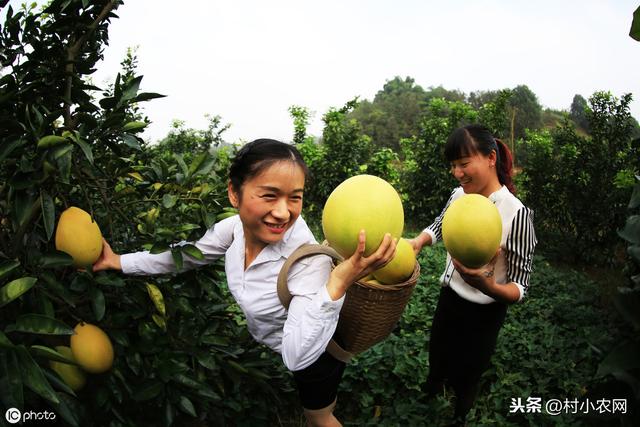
(428, 285, 508, 387)
(291, 340, 347, 410)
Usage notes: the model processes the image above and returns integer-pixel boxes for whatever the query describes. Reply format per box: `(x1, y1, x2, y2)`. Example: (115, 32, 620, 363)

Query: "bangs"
(444, 127, 479, 162)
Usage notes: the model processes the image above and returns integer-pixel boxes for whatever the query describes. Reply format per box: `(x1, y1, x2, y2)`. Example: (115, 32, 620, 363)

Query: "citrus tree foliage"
(0, 2, 294, 425)
(398, 94, 512, 229)
(595, 176, 640, 425)
(292, 100, 371, 222)
(519, 92, 639, 265)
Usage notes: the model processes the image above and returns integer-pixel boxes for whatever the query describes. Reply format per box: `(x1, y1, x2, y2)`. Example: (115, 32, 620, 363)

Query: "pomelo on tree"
(442, 194, 502, 268)
(49, 346, 86, 391)
(322, 175, 404, 258)
(55, 206, 103, 267)
(70, 323, 114, 374)
(373, 238, 416, 284)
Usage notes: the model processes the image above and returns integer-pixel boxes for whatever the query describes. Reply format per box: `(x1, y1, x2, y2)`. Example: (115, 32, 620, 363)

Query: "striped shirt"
(424, 186, 537, 304)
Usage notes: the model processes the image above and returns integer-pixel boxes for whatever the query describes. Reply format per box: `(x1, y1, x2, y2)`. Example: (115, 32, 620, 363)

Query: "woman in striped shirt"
(410, 124, 537, 425)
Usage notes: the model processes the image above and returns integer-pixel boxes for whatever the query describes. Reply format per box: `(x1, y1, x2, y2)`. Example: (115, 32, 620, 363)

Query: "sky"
(3, 0, 640, 144)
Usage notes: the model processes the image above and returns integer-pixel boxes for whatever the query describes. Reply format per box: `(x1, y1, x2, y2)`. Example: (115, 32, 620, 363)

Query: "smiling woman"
(92, 138, 397, 426)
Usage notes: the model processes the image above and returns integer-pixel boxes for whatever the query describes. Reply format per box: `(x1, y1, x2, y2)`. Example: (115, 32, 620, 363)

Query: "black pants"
(424, 286, 507, 420)
(292, 341, 346, 410)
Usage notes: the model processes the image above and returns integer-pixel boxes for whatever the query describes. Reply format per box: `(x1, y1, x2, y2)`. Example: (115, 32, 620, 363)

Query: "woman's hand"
(326, 230, 397, 300)
(451, 249, 500, 295)
(92, 238, 122, 272)
(408, 232, 432, 255)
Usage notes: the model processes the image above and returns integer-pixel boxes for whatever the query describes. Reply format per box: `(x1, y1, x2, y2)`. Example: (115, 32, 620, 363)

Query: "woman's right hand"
(326, 230, 397, 301)
(92, 238, 122, 272)
(408, 232, 432, 255)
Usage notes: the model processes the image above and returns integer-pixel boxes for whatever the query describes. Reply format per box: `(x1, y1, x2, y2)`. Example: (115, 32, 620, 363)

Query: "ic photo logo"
(5, 408, 57, 423)
(5, 408, 21, 424)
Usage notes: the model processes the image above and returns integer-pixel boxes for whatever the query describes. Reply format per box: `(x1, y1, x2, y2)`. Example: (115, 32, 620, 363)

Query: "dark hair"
(444, 124, 516, 194)
(229, 138, 309, 193)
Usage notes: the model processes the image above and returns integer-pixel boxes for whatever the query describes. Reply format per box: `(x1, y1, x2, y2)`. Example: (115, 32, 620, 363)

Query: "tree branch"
(64, 0, 121, 129)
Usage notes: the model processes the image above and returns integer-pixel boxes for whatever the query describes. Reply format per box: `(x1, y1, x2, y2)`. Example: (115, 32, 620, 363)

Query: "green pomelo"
(442, 194, 502, 268)
(49, 346, 86, 391)
(373, 238, 416, 284)
(322, 175, 404, 258)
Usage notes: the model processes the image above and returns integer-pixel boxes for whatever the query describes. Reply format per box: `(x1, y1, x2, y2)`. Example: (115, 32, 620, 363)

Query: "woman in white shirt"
(410, 125, 537, 425)
(93, 139, 396, 427)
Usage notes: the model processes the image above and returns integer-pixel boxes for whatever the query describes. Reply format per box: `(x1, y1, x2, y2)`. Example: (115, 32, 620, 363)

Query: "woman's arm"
(281, 230, 396, 371)
(451, 252, 521, 304)
(92, 215, 237, 275)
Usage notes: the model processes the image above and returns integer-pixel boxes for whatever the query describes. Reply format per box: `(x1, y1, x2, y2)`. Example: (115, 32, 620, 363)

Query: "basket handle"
(276, 243, 343, 310)
(277, 244, 354, 363)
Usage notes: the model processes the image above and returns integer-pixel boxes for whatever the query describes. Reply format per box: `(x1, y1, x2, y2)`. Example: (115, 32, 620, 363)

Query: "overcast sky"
(4, 0, 640, 144)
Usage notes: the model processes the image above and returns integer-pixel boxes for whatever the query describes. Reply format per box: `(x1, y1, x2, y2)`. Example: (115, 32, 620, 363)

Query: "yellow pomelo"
(373, 238, 416, 284)
(55, 207, 103, 267)
(49, 346, 86, 391)
(70, 323, 114, 374)
(442, 194, 502, 268)
(322, 175, 404, 258)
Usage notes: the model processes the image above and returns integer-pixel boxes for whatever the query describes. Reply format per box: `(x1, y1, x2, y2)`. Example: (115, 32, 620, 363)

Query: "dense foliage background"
(1, 1, 639, 426)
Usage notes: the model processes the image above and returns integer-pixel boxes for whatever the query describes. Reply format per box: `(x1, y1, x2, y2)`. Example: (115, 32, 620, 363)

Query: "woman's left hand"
(451, 249, 500, 295)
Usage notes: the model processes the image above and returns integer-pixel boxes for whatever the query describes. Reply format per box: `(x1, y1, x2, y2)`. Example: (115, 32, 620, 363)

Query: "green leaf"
(172, 248, 183, 271)
(40, 251, 74, 267)
(133, 92, 166, 102)
(0, 349, 24, 409)
(43, 370, 76, 397)
(0, 330, 14, 348)
(0, 260, 20, 281)
(122, 76, 143, 101)
(7, 314, 73, 335)
(188, 152, 215, 177)
(0, 139, 25, 162)
(178, 395, 197, 417)
(162, 193, 178, 209)
(132, 380, 164, 401)
(597, 340, 640, 378)
(90, 287, 106, 322)
(123, 134, 141, 150)
(74, 137, 94, 164)
(0, 277, 37, 308)
(40, 271, 76, 307)
(40, 190, 55, 241)
(50, 392, 81, 427)
(122, 121, 147, 132)
(37, 135, 68, 149)
(181, 244, 204, 261)
(30, 345, 76, 364)
(631, 6, 640, 41)
(173, 153, 189, 177)
(15, 345, 59, 404)
(150, 242, 170, 254)
(95, 274, 126, 287)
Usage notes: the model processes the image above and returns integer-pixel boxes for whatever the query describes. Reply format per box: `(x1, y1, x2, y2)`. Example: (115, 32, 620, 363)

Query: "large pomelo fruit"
(373, 238, 416, 284)
(55, 207, 103, 267)
(442, 194, 502, 268)
(70, 323, 114, 374)
(322, 175, 404, 258)
(49, 346, 86, 391)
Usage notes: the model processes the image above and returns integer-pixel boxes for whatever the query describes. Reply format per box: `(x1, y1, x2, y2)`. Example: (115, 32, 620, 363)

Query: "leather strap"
(277, 243, 353, 363)
(276, 243, 343, 309)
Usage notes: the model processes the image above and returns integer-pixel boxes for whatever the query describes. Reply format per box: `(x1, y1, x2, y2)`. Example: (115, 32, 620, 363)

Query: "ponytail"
(495, 138, 516, 195)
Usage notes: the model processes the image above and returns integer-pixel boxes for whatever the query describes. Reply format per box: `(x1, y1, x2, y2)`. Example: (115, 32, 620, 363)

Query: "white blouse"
(120, 215, 344, 371)
(424, 186, 537, 304)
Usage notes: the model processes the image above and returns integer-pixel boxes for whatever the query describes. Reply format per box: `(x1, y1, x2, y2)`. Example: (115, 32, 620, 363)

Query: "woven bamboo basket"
(277, 243, 420, 362)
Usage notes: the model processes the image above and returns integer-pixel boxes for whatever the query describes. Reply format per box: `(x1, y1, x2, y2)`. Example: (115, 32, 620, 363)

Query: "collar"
(233, 216, 301, 266)
(488, 185, 509, 203)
